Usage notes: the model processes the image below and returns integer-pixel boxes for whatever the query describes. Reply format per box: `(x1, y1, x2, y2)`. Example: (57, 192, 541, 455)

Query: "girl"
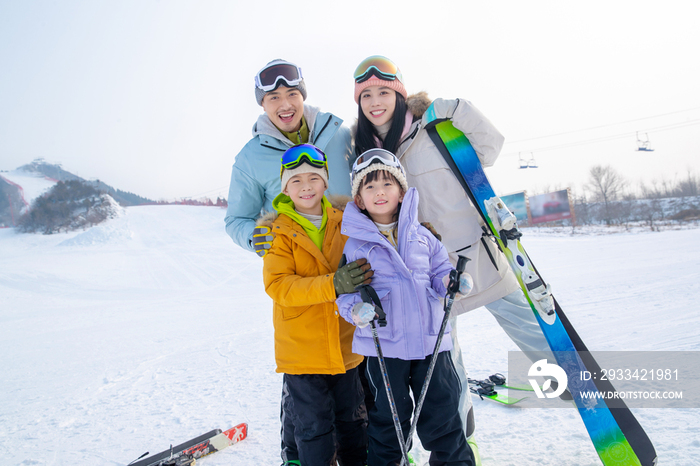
(336, 149, 474, 466)
(352, 56, 554, 464)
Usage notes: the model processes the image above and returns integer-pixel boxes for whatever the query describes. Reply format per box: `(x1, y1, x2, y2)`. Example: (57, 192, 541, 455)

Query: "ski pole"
(399, 255, 469, 466)
(358, 285, 411, 466)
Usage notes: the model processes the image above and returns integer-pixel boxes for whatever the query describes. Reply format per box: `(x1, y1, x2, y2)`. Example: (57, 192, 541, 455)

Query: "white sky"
(1, 0, 699, 201)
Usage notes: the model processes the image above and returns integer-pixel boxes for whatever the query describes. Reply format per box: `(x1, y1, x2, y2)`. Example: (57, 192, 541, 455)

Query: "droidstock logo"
(529, 359, 568, 399)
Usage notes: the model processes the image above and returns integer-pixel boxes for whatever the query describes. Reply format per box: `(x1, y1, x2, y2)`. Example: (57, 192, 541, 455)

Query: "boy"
(261, 144, 373, 466)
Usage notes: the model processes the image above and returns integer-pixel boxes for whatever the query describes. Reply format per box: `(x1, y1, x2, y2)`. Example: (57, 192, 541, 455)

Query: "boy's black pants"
(280, 382, 298, 465)
(284, 366, 368, 466)
(365, 352, 474, 466)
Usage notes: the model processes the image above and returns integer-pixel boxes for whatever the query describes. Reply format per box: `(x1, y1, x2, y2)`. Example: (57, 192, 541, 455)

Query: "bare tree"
(635, 199, 664, 231)
(677, 169, 699, 197)
(639, 170, 699, 200)
(585, 165, 627, 224)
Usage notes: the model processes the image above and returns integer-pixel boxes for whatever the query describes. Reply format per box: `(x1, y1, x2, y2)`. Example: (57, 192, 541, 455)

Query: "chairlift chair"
(518, 152, 539, 169)
(518, 152, 538, 169)
(518, 153, 529, 169)
(527, 153, 538, 168)
(636, 132, 654, 152)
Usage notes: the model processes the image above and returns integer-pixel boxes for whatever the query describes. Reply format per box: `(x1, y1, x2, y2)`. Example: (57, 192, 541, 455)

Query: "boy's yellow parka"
(260, 194, 362, 375)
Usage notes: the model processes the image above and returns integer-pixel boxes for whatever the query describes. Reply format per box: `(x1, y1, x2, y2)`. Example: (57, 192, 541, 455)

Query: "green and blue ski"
(424, 111, 656, 466)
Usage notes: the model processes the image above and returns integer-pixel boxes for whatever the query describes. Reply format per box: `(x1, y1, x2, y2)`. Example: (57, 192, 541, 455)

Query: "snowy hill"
(15, 159, 154, 206)
(0, 162, 154, 228)
(0, 160, 153, 228)
(1, 205, 699, 465)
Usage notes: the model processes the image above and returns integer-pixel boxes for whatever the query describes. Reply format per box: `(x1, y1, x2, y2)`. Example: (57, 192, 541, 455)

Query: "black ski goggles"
(255, 61, 303, 92)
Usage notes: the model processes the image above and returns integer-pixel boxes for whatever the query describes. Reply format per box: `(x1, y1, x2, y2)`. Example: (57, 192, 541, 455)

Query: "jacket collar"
(257, 194, 352, 230)
(273, 204, 342, 273)
(273, 193, 330, 238)
(341, 187, 420, 253)
(396, 119, 422, 158)
(394, 92, 433, 157)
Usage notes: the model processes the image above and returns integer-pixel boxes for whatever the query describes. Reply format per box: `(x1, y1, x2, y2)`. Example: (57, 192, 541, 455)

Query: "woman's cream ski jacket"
(394, 92, 520, 314)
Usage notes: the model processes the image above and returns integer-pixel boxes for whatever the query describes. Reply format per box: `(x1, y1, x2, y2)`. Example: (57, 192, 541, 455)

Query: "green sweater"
(280, 116, 310, 145)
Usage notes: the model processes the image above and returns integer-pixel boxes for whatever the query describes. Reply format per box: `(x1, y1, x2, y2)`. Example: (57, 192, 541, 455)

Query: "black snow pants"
(364, 352, 474, 466)
(284, 366, 368, 466)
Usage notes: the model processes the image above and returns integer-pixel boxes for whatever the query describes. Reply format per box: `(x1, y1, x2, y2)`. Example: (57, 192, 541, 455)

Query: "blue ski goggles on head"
(280, 144, 327, 176)
(353, 55, 403, 84)
(255, 61, 304, 92)
(350, 148, 405, 186)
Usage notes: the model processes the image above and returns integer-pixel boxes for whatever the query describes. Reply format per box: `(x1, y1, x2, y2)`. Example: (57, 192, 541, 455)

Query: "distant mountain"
(17, 159, 153, 207)
(18, 159, 82, 183)
(0, 159, 154, 227)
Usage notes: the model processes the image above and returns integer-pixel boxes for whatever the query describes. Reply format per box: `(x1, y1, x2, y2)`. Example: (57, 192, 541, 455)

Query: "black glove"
(333, 255, 374, 296)
(253, 226, 274, 257)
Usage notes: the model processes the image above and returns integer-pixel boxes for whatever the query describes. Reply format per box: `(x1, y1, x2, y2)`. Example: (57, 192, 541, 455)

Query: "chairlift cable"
(505, 106, 700, 145)
(502, 119, 700, 156)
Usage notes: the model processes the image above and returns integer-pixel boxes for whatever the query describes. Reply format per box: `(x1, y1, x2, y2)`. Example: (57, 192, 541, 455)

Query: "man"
(225, 59, 353, 254)
(224, 59, 357, 466)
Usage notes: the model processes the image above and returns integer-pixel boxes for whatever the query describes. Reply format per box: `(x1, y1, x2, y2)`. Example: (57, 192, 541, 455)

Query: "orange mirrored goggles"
(353, 56, 403, 84)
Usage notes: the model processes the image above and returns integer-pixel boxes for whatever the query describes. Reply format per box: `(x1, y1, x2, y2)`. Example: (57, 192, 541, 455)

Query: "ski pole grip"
(359, 284, 387, 327)
(456, 255, 468, 274)
(448, 255, 470, 295)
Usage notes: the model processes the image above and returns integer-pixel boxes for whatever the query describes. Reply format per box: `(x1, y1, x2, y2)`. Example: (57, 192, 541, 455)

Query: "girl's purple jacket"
(336, 188, 455, 360)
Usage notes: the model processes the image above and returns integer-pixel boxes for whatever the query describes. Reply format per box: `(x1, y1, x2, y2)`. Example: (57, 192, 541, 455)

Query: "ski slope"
(1, 168, 57, 205)
(0, 205, 698, 466)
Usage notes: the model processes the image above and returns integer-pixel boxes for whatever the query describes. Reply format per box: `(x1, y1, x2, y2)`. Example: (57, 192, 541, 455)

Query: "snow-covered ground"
(1, 205, 698, 466)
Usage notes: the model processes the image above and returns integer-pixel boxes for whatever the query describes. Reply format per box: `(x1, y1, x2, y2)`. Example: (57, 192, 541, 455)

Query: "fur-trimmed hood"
(406, 91, 432, 119)
(255, 194, 352, 229)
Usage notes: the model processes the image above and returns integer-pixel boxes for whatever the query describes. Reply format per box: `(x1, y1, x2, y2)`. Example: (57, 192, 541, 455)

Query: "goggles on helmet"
(280, 144, 328, 177)
(350, 148, 405, 186)
(255, 61, 303, 92)
(353, 56, 403, 84)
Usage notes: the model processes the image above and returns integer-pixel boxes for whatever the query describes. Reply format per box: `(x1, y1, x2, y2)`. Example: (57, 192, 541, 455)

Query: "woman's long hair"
(355, 92, 407, 157)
